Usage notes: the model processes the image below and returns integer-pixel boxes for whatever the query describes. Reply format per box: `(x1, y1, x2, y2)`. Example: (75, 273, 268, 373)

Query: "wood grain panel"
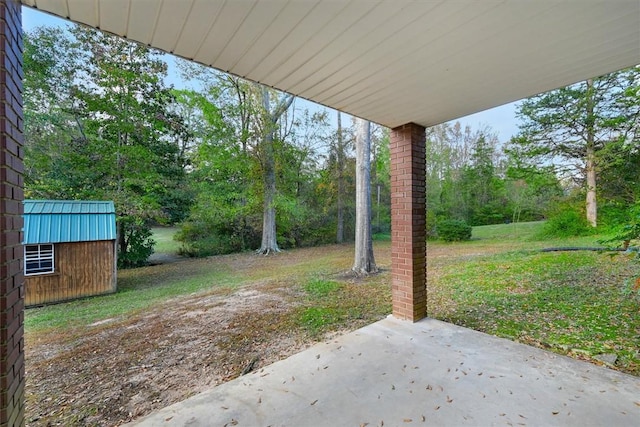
(25, 240, 116, 307)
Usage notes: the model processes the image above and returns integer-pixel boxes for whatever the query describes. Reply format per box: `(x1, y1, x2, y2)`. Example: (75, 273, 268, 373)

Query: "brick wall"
(390, 123, 426, 322)
(0, 0, 24, 425)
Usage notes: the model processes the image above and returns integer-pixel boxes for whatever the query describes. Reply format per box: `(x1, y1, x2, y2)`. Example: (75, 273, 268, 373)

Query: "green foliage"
(117, 216, 155, 269)
(461, 135, 508, 225)
(599, 202, 640, 251)
(371, 128, 391, 234)
(176, 215, 260, 257)
(597, 139, 640, 206)
(173, 73, 352, 253)
(539, 205, 594, 238)
(510, 67, 640, 226)
(175, 130, 261, 257)
(24, 25, 192, 266)
(504, 165, 563, 222)
(272, 193, 336, 249)
(426, 123, 515, 227)
(372, 232, 391, 242)
(598, 202, 634, 230)
(437, 219, 472, 242)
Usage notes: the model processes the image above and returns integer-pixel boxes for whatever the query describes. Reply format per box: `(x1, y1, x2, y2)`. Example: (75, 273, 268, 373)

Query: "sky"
(22, 7, 521, 143)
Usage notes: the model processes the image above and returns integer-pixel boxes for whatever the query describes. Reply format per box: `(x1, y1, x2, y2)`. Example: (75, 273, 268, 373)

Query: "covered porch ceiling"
(22, 0, 640, 129)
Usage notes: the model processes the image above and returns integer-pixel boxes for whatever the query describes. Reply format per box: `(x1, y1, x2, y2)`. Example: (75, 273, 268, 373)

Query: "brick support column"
(0, 1, 24, 425)
(390, 123, 426, 322)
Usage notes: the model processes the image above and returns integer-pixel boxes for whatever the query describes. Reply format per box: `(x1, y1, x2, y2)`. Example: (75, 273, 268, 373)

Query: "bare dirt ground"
(25, 245, 392, 426)
(26, 285, 310, 426)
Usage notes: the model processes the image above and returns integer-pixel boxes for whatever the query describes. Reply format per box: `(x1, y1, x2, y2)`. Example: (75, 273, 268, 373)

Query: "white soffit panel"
(126, 0, 159, 45)
(172, 0, 226, 59)
(230, 1, 320, 79)
(24, 0, 640, 129)
(65, 0, 98, 28)
(96, 0, 128, 37)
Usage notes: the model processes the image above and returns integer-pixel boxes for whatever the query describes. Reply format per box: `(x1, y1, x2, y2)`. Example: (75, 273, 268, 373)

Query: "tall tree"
(24, 25, 188, 266)
(510, 67, 640, 227)
(23, 27, 89, 199)
(352, 118, 377, 274)
(425, 122, 507, 226)
(504, 164, 563, 223)
(371, 127, 391, 233)
(584, 78, 597, 226)
(334, 112, 347, 242)
(172, 88, 261, 255)
(256, 87, 295, 254)
(72, 26, 188, 264)
(176, 61, 338, 254)
(459, 133, 507, 225)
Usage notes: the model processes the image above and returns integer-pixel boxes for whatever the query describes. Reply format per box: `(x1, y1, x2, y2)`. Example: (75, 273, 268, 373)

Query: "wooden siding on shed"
(25, 240, 116, 306)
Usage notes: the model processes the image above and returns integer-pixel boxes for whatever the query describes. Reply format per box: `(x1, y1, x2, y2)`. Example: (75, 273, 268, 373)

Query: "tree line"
(23, 25, 640, 267)
(23, 25, 390, 267)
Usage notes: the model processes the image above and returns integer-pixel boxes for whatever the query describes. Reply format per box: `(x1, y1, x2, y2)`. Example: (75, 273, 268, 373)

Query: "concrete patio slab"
(130, 316, 640, 427)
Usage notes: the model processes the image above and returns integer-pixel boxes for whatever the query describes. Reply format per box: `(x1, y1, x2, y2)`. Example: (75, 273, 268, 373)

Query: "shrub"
(539, 205, 593, 238)
(599, 202, 640, 251)
(175, 218, 260, 257)
(437, 219, 472, 242)
(117, 215, 155, 268)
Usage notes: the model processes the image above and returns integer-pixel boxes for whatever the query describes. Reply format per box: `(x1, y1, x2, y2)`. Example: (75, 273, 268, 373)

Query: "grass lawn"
(428, 221, 640, 375)
(25, 221, 640, 375)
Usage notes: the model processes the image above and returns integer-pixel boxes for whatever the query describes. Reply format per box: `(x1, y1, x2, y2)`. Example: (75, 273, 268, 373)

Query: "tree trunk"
(256, 87, 294, 254)
(259, 124, 280, 254)
(585, 149, 597, 227)
(585, 78, 597, 227)
(353, 118, 377, 274)
(336, 111, 345, 243)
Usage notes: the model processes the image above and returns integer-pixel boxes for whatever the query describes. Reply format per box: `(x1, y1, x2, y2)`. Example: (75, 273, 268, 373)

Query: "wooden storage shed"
(23, 200, 117, 306)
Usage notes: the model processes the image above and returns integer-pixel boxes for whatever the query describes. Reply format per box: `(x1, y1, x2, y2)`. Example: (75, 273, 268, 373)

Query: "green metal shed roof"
(23, 200, 117, 244)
